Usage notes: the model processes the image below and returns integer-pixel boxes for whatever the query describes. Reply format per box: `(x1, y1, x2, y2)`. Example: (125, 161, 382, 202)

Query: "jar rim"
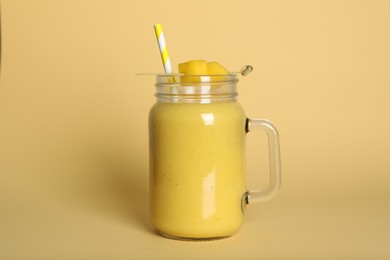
(154, 74, 238, 103)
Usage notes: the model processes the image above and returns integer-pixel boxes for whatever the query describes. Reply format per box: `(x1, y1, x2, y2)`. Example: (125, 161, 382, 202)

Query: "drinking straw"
(154, 23, 173, 73)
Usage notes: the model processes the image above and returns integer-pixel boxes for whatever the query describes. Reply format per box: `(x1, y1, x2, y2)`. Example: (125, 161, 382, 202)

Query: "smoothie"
(149, 101, 247, 239)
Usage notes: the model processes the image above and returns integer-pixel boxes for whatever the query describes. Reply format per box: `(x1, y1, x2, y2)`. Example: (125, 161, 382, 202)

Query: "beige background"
(1, 0, 390, 259)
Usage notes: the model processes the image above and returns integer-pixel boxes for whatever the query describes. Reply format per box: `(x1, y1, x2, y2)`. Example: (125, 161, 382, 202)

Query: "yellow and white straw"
(154, 23, 173, 74)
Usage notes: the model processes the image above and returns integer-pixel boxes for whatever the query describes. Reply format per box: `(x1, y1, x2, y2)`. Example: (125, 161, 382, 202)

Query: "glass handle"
(246, 118, 281, 204)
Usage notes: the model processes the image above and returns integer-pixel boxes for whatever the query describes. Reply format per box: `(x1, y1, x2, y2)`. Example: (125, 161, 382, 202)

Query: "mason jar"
(149, 74, 281, 240)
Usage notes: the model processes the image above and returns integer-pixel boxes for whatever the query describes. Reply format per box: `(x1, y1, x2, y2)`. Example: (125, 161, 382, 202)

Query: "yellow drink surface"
(149, 101, 247, 239)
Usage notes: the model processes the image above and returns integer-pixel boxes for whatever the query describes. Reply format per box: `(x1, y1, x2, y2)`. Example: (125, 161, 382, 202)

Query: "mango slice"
(207, 61, 229, 75)
(207, 61, 229, 81)
(178, 60, 207, 75)
(178, 60, 229, 83)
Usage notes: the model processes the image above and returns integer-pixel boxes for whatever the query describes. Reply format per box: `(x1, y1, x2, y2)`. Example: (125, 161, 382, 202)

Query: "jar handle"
(245, 118, 281, 204)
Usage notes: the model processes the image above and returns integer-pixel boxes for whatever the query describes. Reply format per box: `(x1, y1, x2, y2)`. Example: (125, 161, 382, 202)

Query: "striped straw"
(154, 23, 173, 73)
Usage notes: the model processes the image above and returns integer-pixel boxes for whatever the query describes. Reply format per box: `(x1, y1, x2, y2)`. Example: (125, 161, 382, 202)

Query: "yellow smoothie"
(149, 101, 247, 239)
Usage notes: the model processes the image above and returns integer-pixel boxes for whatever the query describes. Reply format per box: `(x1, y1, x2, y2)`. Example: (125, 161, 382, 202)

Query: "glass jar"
(149, 74, 281, 240)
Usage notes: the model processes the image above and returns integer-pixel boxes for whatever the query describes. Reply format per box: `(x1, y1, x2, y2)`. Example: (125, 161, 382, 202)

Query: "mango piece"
(178, 60, 229, 82)
(178, 60, 208, 75)
(178, 60, 207, 82)
(207, 61, 229, 81)
(207, 61, 229, 75)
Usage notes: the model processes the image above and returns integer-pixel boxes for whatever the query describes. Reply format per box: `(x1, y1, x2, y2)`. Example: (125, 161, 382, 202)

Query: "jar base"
(157, 230, 231, 241)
